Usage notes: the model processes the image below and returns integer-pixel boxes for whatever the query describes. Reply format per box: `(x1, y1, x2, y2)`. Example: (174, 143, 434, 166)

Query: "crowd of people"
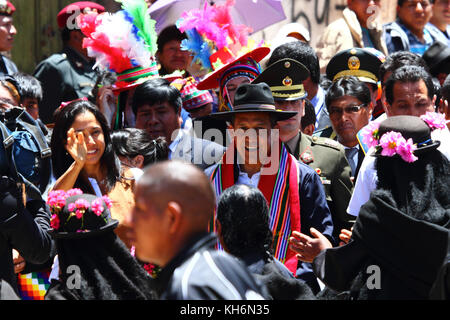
(0, 0, 449, 301)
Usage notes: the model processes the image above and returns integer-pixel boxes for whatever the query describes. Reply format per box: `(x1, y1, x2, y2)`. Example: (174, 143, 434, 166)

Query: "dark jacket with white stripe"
(156, 232, 269, 300)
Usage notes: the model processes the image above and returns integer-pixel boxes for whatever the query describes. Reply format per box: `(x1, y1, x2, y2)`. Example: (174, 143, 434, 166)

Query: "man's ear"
(439, 98, 445, 113)
(302, 124, 315, 136)
(166, 201, 182, 234)
(368, 101, 374, 117)
(383, 101, 392, 117)
(215, 220, 228, 252)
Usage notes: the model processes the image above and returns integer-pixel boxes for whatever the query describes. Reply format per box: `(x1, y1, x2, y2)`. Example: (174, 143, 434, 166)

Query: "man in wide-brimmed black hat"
(254, 58, 355, 244)
(205, 82, 335, 294)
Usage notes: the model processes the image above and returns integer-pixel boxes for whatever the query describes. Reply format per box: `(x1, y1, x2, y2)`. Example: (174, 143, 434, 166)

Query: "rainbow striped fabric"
(209, 143, 301, 273)
(17, 271, 51, 300)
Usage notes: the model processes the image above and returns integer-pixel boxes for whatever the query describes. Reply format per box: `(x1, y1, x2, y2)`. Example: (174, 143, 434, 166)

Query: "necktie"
(345, 147, 358, 177)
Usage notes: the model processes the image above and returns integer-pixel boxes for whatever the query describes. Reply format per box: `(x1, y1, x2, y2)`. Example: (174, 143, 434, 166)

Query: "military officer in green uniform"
(253, 58, 355, 240)
(33, 2, 105, 124)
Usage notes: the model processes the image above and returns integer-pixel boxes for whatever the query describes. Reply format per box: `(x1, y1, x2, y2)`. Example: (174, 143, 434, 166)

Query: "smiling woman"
(50, 100, 136, 248)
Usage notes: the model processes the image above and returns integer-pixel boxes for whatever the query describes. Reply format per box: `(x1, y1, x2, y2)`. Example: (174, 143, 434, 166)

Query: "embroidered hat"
(48, 189, 118, 239)
(253, 58, 310, 101)
(210, 82, 297, 122)
(171, 76, 213, 111)
(197, 46, 270, 91)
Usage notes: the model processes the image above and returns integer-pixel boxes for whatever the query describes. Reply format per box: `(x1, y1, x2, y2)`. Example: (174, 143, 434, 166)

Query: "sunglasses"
(328, 104, 367, 117)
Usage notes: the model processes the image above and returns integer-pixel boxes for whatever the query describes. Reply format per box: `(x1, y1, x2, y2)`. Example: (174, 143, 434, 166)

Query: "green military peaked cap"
(253, 58, 309, 101)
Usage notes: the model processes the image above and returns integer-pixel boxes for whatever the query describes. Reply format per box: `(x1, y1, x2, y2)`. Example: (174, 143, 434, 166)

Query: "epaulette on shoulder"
(310, 135, 343, 151)
(49, 53, 69, 65)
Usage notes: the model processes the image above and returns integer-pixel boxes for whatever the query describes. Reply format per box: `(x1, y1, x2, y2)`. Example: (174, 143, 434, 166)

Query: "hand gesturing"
(289, 228, 333, 263)
(66, 128, 87, 166)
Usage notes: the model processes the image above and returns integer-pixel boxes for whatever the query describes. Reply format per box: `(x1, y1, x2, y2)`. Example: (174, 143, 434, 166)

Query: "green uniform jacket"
(289, 132, 355, 240)
(33, 46, 99, 124)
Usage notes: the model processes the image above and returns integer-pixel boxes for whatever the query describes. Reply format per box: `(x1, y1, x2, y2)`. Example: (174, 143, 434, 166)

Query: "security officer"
(253, 58, 355, 240)
(326, 47, 385, 119)
(0, 0, 18, 76)
(33, 2, 105, 125)
(323, 48, 386, 178)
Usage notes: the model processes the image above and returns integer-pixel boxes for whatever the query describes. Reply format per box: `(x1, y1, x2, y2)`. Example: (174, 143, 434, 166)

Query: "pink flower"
(361, 121, 380, 149)
(91, 199, 104, 216)
(75, 209, 84, 219)
(50, 214, 60, 230)
(75, 199, 90, 210)
(420, 112, 447, 130)
(102, 195, 113, 209)
(68, 203, 76, 212)
(47, 190, 68, 214)
(379, 131, 403, 157)
(66, 188, 83, 197)
(396, 138, 418, 163)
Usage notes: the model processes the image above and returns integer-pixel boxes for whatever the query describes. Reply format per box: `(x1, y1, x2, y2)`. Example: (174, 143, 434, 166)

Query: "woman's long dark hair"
(50, 100, 120, 193)
(56, 232, 156, 300)
(375, 149, 450, 227)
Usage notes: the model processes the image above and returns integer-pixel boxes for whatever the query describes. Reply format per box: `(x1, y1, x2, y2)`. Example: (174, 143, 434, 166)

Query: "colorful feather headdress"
(77, 0, 159, 90)
(176, 0, 262, 74)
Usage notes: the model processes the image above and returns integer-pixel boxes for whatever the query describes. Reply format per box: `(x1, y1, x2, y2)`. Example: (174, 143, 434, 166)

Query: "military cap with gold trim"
(326, 47, 385, 84)
(253, 58, 310, 101)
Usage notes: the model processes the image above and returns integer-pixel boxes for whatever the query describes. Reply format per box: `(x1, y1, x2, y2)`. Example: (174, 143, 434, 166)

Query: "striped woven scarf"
(209, 142, 301, 274)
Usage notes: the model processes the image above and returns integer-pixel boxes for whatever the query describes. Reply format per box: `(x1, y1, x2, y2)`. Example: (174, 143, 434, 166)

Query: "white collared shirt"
(168, 129, 184, 159)
(236, 169, 261, 188)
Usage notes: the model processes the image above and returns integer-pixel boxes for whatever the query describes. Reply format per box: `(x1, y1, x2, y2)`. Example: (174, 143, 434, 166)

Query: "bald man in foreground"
(128, 160, 268, 300)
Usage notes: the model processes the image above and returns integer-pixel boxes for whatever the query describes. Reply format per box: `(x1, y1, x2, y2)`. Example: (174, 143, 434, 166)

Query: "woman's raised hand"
(66, 128, 87, 166)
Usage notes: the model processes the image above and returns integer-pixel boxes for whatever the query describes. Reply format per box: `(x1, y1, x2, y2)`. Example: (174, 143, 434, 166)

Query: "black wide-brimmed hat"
(422, 41, 450, 76)
(48, 192, 118, 239)
(327, 47, 385, 84)
(210, 83, 297, 122)
(253, 58, 310, 101)
(373, 115, 441, 158)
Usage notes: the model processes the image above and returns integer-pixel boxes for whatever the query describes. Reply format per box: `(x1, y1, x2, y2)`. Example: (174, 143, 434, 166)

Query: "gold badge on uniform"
(348, 56, 360, 70)
(284, 61, 291, 68)
(282, 76, 293, 86)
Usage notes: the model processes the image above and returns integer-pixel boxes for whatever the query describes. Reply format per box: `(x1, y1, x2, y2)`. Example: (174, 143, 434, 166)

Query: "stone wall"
(251, 0, 397, 49)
